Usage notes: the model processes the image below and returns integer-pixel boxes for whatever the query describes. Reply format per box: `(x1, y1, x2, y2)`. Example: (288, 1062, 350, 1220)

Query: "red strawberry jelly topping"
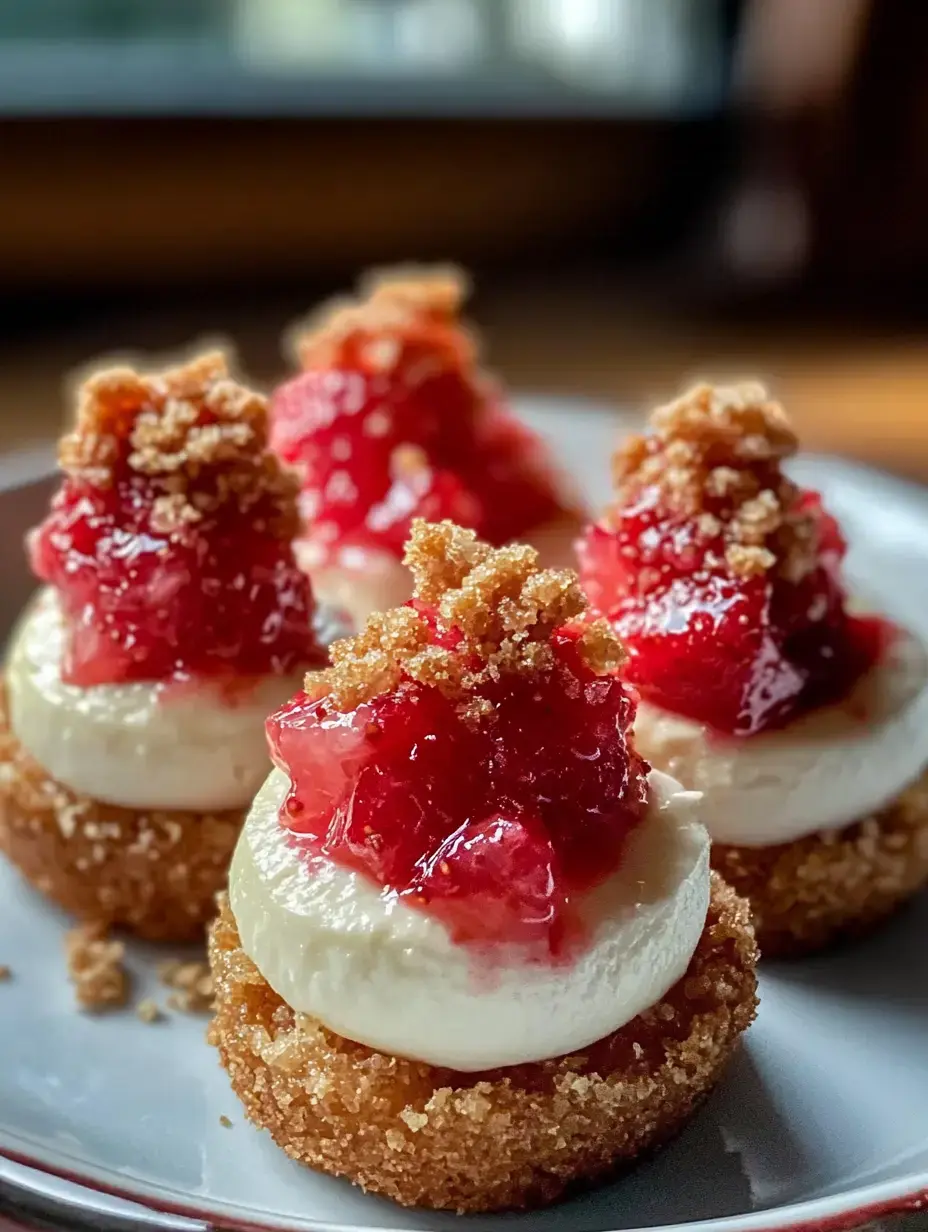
(579, 383, 888, 737)
(30, 352, 325, 688)
(270, 270, 570, 563)
(268, 520, 649, 959)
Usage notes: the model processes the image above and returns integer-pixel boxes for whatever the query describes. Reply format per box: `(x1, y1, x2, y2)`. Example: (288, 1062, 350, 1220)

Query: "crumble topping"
(292, 266, 477, 376)
(306, 519, 626, 713)
(360, 265, 468, 321)
(577, 618, 629, 675)
(613, 382, 817, 582)
(59, 350, 300, 542)
(158, 957, 215, 1014)
(65, 923, 130, 1011)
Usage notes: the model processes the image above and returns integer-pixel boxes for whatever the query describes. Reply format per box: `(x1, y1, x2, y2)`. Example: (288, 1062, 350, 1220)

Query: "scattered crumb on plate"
(65, 923, 130, 1011)
(158, 958, 214, 1014)
(219, 1115, 233, 1128)
(0, 964, 11, 982)
(136, 997, 162, 1024)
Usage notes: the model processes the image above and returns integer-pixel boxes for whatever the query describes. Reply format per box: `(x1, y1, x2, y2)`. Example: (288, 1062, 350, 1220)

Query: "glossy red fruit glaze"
(30, 477, 323, 687)
(579, 489, 888, 737)
(270, 358, 567, 563)
(268, 629, 649, 958)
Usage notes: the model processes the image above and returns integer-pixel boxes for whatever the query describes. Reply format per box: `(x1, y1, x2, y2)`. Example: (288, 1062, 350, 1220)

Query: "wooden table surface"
(1, 280, 926, 484)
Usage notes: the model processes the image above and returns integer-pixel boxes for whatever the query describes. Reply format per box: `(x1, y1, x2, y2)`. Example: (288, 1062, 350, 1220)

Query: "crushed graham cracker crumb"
(158, 958, 214, 1014)
(65, 923, 130, 1012)
(59, 350, 300, 542)
(291, 266, 476, 376)
(405, 518, 492, 604)
(136, 998, 162, 1024)
(578, 618, 628, 674)
(361, 265, 470, 316)
(306, 519, 625, 713)
(724, 544, 777, 578)
(612, 382, 817, 583)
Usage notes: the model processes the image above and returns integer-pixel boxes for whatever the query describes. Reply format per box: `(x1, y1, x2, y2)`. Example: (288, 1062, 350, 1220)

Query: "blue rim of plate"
(2, 1139, 927, 1232)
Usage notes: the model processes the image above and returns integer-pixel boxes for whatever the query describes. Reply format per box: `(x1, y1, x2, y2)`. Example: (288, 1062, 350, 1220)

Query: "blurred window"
(0, 0, 727, 116)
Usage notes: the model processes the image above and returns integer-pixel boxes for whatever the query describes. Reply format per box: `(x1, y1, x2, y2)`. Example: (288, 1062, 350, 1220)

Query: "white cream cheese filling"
(297, 544, 412, 631)
(633, 626, 928, 846)
(5, 587, 305, 813)
(229, 767, 710, 1071)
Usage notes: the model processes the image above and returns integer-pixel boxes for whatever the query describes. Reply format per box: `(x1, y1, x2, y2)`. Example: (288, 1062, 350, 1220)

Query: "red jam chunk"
(579, 489, 887, 737)
(268, 630, 649, 958)
(271, 295, 568, 562)
(31, 474, 323, 688)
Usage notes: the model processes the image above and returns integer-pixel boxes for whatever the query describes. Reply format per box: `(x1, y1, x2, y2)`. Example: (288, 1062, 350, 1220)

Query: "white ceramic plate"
(2, 398, 928, 1232)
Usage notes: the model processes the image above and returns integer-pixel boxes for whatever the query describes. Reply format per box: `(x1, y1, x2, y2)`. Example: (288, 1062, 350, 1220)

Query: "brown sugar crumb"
(158, 958, 214, 1014)
(59, 350, 300, 542)
(307, 519, 623, 713)
(612, 382, 817, 583)
(136, 998, 162, 1024)
(724, 544, 777, 578)
(316, 607, 432, 712)
(65, 923, 130, 1012)
(404, 518, 492, 604)
(0, 965, 10, 982)
(361, 265, 469, 317)
(292, 266, 474, 373)
(576, 617, 628, 675)
(650, 381, 795, 459)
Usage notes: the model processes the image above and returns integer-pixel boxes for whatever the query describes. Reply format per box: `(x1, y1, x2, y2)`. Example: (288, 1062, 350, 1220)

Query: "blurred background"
(1, 0, 927, 478)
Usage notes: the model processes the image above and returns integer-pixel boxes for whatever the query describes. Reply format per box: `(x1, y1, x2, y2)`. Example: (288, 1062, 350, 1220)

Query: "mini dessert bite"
(269, 268, 583, 626)
(0, 352, 326, 941)
(209, 519, 757, 1213)
(579, 382, 928, 956)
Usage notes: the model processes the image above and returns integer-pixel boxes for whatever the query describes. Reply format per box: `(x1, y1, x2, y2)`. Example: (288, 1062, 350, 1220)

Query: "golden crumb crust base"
(0, 685, 241, 942)
(207, 874, 757, 1213)
(712, 769, 928, 957)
